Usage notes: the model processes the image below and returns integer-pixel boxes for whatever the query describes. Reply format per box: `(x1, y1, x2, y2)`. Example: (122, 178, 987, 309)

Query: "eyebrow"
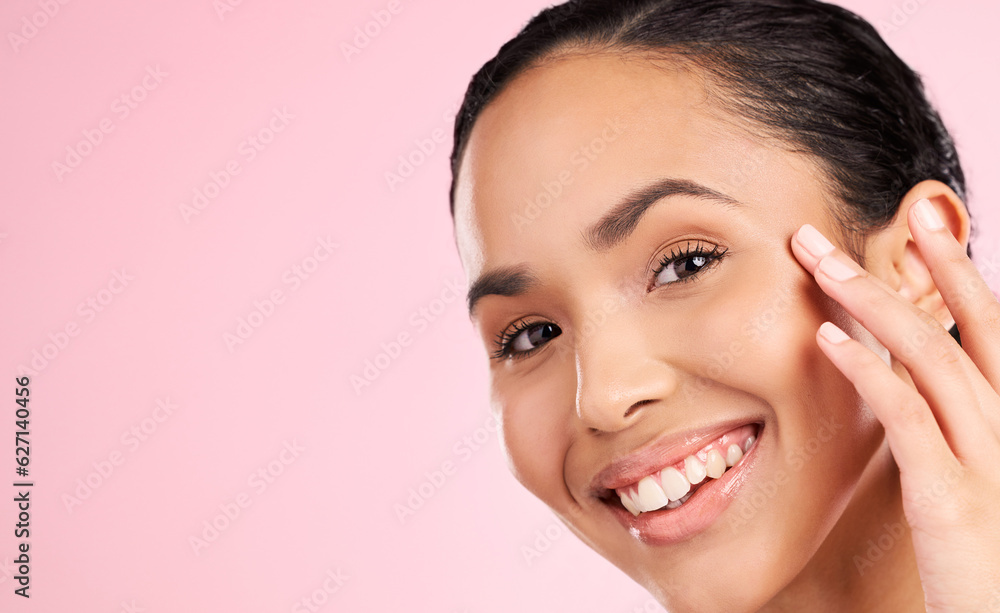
(466, 178, 742, 316)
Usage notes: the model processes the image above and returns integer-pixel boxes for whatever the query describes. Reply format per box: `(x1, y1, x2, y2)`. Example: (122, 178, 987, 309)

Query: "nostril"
(623, 398, 655, 419)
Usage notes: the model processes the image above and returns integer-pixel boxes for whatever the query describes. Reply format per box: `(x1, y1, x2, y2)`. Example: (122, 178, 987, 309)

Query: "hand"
(790, 198, 1000, 612)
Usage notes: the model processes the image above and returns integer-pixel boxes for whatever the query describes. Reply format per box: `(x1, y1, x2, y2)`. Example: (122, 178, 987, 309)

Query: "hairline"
(454, 43, 877, 265)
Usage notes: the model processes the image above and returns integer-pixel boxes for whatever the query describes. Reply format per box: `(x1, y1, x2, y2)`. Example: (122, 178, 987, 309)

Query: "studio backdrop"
(1, 0, 998, 611)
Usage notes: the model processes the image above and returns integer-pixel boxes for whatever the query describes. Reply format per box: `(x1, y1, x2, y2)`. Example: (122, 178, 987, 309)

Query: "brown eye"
(652, 242, 728, 289)
(656, 254, 709, 284)
(491, 321, 562, 360)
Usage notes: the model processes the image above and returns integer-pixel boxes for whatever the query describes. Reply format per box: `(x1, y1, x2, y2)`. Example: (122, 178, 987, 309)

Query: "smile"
(592, 421, 763, 545)
(614, 424, 759, 515)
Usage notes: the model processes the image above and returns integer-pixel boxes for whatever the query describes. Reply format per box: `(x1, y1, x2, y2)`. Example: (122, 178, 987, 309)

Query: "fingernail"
(819, 321, 850, 344)
(914, 198, 944, 230)
(797, 224, 836, 259)
(817, 255, 858, 281)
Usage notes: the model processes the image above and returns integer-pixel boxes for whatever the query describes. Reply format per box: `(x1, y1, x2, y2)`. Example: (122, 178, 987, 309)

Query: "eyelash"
(650, 241, 729, 290)
(489, 240, 729, 361)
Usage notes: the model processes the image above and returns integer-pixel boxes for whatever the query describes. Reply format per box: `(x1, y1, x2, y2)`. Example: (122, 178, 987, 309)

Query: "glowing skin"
(450, 53, 952, 611)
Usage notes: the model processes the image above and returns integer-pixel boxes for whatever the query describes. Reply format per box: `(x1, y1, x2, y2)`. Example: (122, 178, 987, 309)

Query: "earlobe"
(869, 180, 970, 329)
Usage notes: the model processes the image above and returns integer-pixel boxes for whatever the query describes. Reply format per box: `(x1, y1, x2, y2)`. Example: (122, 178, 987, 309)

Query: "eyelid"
(490, 317, 552, 361)
(647, 239, 728, 291)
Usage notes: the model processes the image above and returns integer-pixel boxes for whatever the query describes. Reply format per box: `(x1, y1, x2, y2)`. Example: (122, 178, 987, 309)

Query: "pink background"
(1, 0, 997, 611)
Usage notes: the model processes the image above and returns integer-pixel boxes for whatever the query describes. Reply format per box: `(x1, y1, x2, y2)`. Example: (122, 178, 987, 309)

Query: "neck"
(761, 440, 925, 612)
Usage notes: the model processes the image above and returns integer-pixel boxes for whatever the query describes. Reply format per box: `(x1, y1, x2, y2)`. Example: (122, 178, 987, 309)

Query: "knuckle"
(856, 346, 887, 371)
(945, 249, 973, 271)
(938, 486, 985, 528)
(914, 308, 943, 332)
(902, 310, 961, 364)
(981, 302, 1000, 336)
(928, 334, 963, 366)
(896, 396, 932, 427)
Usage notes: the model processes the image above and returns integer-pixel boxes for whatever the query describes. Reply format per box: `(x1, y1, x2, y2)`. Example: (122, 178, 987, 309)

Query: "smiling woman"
(447, 0, 1000, 611)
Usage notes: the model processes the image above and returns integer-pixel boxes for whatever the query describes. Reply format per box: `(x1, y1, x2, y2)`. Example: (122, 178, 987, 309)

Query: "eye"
(490, 319, 562, 361)
(651, 240, 728, 288)
(489, 241, 727, 362)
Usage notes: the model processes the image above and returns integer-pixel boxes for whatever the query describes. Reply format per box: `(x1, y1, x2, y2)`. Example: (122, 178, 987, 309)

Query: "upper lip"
(588, 417, 763, 496)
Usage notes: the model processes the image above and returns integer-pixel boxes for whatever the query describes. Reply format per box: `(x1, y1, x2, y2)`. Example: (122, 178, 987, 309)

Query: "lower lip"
(604, 425, 763, 546)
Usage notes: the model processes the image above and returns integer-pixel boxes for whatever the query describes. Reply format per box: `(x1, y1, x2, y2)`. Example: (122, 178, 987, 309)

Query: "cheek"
(721, 275, 833, 402)
(658, 267, 829, 404)
(491, 374, 575, 509)
(664, 261, 880, 466)
(687, 266, 882, 510)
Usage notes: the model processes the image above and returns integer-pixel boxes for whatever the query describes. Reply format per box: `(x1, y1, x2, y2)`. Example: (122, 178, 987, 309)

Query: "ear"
(863, 179, 970, 330)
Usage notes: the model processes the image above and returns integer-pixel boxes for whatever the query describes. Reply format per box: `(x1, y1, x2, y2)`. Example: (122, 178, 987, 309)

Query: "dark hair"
(449, 0, 968, 342)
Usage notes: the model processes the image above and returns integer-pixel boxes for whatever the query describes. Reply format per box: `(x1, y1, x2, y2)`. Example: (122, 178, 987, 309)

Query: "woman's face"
(453, 53, 893, 610)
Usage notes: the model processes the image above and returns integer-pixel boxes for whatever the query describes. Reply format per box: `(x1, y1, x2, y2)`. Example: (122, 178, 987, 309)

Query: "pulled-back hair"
(448, 0, 971, 266)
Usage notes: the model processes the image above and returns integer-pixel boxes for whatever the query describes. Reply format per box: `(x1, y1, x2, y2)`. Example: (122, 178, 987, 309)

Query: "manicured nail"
(797, 224, 836, 259)
(913, 198, 944, 230)
(817, 255, 858, 281)
(818, 321, 850, 344)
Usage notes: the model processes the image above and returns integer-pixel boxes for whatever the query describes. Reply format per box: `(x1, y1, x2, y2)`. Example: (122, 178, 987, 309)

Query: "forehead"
(452, 52, 796, 290)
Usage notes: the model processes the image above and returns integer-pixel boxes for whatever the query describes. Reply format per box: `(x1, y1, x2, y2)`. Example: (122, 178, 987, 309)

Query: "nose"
(574, 309, 679, 433)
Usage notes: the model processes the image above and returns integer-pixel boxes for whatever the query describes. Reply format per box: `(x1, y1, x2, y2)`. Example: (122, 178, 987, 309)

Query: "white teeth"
(613, 428, 760, 515)
(726, 443, 744, 467)
(636, 475, 669, 512)
(705, 448, 726, 479)
(621, 490, 640, 516)
(628, 489, 643, 514)
(684, 455, 707, 485)
(659, 466, 691, 501)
